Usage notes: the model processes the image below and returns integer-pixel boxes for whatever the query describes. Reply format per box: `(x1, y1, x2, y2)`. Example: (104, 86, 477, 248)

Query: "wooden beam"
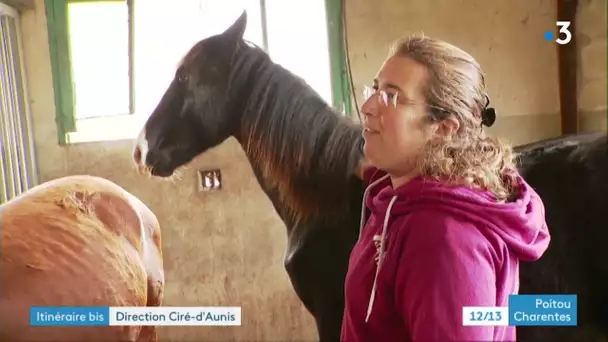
(0, 0, 35, 12)
(556, 0, 579, 135)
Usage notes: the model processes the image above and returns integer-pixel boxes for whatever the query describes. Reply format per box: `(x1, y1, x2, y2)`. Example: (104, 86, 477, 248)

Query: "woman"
(343, 35, 551, 341)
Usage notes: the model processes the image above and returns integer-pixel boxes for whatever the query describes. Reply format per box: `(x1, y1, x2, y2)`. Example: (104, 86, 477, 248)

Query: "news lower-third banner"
(463, 294, 577, 327)
(30, 306, 241, 326)
(29, 294, 577, 327)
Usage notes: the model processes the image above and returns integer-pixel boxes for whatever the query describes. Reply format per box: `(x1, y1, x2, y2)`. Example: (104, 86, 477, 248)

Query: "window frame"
(325, 0, 352, 116)
(44, 0, 353, 145)
(44, 0, 134, 145)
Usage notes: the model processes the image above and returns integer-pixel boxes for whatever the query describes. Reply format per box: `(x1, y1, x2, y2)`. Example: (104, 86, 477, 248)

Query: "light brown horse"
(0, 175, 165, 342)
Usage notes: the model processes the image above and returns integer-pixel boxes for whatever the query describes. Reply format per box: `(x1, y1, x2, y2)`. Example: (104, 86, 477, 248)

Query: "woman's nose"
(361, 96, 380, 117)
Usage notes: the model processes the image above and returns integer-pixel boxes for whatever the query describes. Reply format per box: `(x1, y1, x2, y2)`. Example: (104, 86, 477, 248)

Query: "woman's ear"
(434, 116, 460, 140)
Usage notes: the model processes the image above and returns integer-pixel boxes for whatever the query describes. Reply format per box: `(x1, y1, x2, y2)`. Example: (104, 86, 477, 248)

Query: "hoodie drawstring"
(358, 174, 390, 240)
(357, 173, 398, 323)
(365, 195, 397, 322)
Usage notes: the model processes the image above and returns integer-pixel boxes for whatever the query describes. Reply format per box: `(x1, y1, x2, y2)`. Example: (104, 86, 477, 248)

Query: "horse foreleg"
(284, 227, 352, 342)
(283, 274, 344, 342)
(313, 294, 346, 342)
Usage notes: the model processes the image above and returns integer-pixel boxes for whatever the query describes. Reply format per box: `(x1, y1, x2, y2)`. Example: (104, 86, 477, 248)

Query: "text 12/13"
(462, 306, 509, 326)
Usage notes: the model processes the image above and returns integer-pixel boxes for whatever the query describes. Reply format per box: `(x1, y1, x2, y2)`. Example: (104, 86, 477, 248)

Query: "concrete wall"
(346, 0, 606, 145)
(12, 0, 607, 341)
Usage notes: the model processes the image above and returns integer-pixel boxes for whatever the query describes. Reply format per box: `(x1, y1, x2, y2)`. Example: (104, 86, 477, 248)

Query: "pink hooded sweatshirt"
(341, 167, 550, 342)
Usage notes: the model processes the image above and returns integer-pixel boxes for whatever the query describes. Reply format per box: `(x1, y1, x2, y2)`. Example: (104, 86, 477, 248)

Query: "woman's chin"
(362, 148, 381, 168)
(363, 141, 379, 156)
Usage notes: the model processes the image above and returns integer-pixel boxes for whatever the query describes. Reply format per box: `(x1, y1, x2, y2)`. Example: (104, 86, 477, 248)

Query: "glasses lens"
(363, 86, 374, 100)
(363, 87, 398, 108)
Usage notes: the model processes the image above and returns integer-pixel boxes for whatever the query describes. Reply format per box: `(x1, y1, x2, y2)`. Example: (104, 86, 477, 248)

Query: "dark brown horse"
(0, 175, 165, 342)
(132, 12, 608, 342)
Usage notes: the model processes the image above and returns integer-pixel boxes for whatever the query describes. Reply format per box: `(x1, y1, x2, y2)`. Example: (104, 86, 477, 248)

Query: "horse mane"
(227, 41, 365, 223)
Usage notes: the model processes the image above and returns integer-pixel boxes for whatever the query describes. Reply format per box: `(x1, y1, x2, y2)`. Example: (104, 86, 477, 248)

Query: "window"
(44, 0, 352, 144)
(67, 1, 132, 119)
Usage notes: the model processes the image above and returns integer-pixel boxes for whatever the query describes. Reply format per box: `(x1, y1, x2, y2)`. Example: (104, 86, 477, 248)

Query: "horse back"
(0, 175, 164, 342)
(515, 132, 608, 340)
(516, 131, 607, 214)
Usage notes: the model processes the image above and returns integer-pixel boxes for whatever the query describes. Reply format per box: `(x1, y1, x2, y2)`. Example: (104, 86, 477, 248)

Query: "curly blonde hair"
(390, 35, 520, 202)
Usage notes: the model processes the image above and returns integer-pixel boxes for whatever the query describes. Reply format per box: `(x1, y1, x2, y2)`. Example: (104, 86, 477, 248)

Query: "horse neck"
(229, 51, 365, 228)
(248, 166, 299, 230)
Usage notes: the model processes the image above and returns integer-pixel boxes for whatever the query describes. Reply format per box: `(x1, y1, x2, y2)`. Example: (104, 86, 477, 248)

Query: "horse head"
(132, 9, 365, 222)
(133, 12, 249, 177)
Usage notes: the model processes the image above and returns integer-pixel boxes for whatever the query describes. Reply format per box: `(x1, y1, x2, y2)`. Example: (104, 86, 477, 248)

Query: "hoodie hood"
(358, 167, 550, 322)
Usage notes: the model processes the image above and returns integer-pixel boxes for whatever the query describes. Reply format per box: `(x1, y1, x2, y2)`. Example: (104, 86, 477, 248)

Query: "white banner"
(109, 307, 242, 326)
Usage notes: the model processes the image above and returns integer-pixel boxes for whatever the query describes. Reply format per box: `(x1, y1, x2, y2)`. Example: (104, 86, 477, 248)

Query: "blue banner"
(508, 294, 577, 326)
(30, 306, 109, 326)
(28, 306, 242, 326)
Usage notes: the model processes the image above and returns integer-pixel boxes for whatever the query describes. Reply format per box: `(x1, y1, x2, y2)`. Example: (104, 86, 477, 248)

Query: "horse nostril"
(133, 146, 142, 165)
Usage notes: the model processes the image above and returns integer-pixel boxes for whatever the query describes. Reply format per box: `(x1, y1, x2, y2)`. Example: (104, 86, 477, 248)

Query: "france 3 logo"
(544, 21, 572, 45)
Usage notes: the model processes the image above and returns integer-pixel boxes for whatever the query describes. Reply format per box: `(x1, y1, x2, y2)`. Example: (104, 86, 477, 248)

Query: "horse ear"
(222, 11, 247, 41)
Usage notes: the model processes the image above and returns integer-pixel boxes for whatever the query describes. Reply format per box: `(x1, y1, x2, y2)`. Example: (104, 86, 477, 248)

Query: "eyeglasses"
(363, 86, 400, 108)
(363, 85, 453, 115)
